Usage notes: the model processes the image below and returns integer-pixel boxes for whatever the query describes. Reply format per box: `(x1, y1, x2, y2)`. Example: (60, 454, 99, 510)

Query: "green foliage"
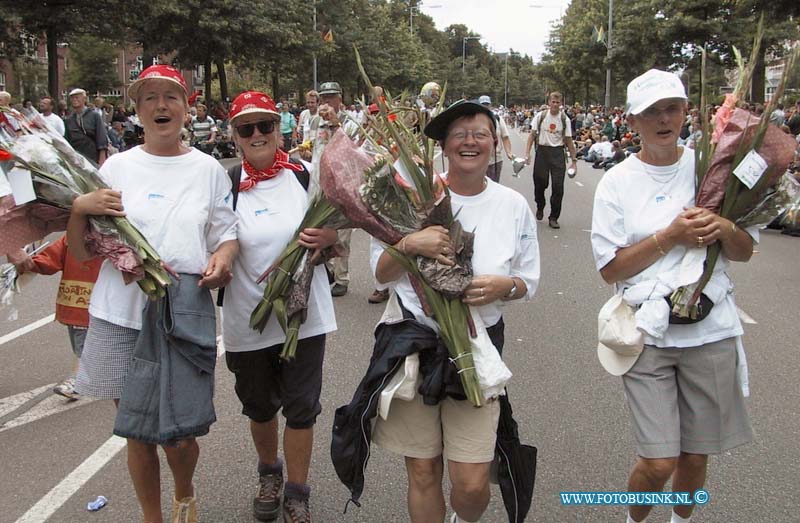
(65, 35, 119, 95)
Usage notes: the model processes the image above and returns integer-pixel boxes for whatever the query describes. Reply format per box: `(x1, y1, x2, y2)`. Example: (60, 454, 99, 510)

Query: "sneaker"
(331, 283, 348, 297)
(53, 377, 79, 400)
(535, 209, 544, 221)
(172, 495, 198, 523)
(254, 471, 283, 521)
(283, 496, 312, 523)
(367, 289, 389, 304)
(548, 218, 560, 229)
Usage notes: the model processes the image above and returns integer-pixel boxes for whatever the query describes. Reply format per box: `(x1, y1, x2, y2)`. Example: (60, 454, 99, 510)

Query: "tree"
(65, 35, 118, 95)
(0, 0, 130, 98)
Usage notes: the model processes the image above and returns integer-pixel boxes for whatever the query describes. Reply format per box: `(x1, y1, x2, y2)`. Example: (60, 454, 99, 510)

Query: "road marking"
(574, 181, 584, 187)
(0, 394, 96, 434)
(0, 384, 54, 419)
(0, 314, 56, 347)
(14, 435, 127, 523)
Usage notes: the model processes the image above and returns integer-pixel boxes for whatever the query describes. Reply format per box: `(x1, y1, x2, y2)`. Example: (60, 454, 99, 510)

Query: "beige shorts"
(373, 393, 500, 463)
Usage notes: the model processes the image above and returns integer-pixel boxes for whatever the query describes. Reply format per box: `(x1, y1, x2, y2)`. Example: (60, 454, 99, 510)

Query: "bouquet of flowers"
(316, 48, 485, 407)
(0, 107, 172, 299)
(670, 32, 800, 319)
(249, 192, 348, 360)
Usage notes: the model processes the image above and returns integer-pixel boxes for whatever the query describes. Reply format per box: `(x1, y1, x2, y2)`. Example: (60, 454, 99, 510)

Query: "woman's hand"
(402, 225, 454, 266)
(72, 189, 126, 218)
(298, 227, 338, 251)
(664, 207, 722, 249)
(462, 275, 514, 306)
(199, 240, 238, 289)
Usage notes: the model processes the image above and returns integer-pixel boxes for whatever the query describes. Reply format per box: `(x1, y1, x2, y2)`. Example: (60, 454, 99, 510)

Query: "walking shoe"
(53, 377, 79, 400)
(172, 495, 198, 523)
(331, 283, 348, 297)
(548, 218, 560, 229)
(367, 288, 389, 304)
(254, 471, 283, 521)
(283, 495, 312, 523)
(535, 209, 544, 221)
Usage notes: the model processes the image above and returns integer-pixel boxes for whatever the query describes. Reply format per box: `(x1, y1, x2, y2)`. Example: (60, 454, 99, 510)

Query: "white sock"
(670, 511, 691, 523)
(627, 513, 645, 523)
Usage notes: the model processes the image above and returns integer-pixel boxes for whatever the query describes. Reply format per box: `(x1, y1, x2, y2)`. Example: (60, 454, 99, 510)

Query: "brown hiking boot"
(282, 495, 312, 523)
(253, 471, 283, 521)
(367, 288, 390, 304)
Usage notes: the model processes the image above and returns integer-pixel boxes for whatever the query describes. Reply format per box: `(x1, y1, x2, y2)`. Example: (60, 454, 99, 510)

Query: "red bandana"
(239, 148, 304, 192)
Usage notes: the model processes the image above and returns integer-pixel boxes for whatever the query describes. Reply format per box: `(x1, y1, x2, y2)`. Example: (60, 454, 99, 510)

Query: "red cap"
(368, 103, 379, 115)
(229, 91, 280, 124)
(128, 65, 188, 101)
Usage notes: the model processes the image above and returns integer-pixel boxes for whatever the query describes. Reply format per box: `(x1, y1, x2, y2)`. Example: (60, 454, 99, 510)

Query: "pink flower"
(711, 94, 737, 144)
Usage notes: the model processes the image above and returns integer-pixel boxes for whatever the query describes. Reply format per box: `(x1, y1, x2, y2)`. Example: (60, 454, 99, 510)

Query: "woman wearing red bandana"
(222, 90, 338, 523)
(65, 64, 239, 523)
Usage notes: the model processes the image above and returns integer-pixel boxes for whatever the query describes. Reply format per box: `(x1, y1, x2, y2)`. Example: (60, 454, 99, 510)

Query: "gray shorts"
(622, 337, 753, 459)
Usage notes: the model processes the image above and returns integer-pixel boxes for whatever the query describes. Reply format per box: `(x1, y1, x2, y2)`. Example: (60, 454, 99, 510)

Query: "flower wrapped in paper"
(316, 50, 514, 407)
(669, 38, 800, 320)
(0, 108, 172, 299)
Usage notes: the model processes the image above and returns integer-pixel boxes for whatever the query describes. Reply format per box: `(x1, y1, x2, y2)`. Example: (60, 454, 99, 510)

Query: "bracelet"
(398, 236, 408, 255)
(652, 233, 667, 256)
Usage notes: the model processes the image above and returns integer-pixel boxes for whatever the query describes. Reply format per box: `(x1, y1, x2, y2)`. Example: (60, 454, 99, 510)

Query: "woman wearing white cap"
(591, 69, 756, 523)
(66, 64, 238, 523)
(221, 90, 338, 523)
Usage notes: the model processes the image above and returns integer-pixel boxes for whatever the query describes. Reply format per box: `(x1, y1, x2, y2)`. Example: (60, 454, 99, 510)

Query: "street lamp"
(408, 2, 441, 35)
(503, 51, 521, 108)
(462, 36, 481, 75)
(604, 0, 614, 109)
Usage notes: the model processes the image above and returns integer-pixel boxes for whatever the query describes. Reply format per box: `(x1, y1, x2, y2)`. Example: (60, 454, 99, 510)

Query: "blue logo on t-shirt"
(254, 208, 270, 216)
(148, 193, 165, 200)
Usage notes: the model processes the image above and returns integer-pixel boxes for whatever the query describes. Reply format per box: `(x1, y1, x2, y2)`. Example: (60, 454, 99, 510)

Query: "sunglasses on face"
(236, 120, 276, 138)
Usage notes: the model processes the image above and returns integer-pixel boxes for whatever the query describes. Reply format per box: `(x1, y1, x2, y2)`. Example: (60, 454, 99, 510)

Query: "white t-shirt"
(370, 178, 540, 330)
(591, 147, 757, 348)
(596, 140, 614, 159)
(89, 146, 238, 330)
(535, 110, 572, 147)
(42, 113, 65, 136)
(493, 112, 510, 158)
(298, 108, 317, 142)
(222, 165, 336, 352)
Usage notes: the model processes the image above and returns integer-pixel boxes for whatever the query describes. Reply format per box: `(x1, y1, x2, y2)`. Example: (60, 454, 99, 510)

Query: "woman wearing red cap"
(221, 91, 337, 523)
(66, 64, 239, 523)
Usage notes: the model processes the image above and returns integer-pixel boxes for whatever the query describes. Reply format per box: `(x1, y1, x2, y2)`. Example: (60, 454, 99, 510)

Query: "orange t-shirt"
(31, 236, 102, 328)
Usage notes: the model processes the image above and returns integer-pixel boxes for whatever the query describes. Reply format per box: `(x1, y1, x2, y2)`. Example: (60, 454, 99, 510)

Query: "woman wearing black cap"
(369, 101, 541, 523)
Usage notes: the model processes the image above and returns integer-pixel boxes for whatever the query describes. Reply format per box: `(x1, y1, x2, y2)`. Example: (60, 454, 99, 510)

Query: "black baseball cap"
(423, 99, 496, 141)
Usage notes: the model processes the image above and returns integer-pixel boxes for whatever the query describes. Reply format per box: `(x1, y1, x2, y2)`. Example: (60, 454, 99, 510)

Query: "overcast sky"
(418, 0, 567, 61)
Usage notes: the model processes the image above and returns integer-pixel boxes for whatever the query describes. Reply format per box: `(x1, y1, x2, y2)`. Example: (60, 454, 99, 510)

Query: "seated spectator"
(624, 136, 642, 155)
(601, 140, 626, 170)
(585, 135, 613, 163)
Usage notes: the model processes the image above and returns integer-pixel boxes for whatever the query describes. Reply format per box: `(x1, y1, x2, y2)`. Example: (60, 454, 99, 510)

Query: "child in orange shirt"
(13, 235, 102, 399)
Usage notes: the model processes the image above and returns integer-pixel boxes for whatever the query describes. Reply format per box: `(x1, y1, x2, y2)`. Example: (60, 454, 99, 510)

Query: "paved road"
(2, 131, 798, 522)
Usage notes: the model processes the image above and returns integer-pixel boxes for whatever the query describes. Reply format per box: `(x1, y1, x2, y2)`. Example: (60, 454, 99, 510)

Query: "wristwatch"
(505, 278, 518, 299)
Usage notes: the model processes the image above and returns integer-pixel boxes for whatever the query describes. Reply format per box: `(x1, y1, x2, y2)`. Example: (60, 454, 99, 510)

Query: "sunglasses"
(236, 120, 276, 138)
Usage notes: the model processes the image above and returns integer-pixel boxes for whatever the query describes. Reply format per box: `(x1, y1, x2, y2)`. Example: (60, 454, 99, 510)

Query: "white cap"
(596, 295, 644, 376)
(69, 88, 87, 97)
(478, 95, 491, 105)
(625, 69, 686, 116)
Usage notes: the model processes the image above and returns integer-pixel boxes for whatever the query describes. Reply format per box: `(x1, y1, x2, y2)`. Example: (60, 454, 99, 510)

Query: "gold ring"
(697, 236, 703, 246)
(480, 288, 484, 297)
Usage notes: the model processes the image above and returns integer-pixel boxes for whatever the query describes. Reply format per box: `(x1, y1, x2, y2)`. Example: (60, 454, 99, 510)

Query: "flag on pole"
(591, 25, 605, 45)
